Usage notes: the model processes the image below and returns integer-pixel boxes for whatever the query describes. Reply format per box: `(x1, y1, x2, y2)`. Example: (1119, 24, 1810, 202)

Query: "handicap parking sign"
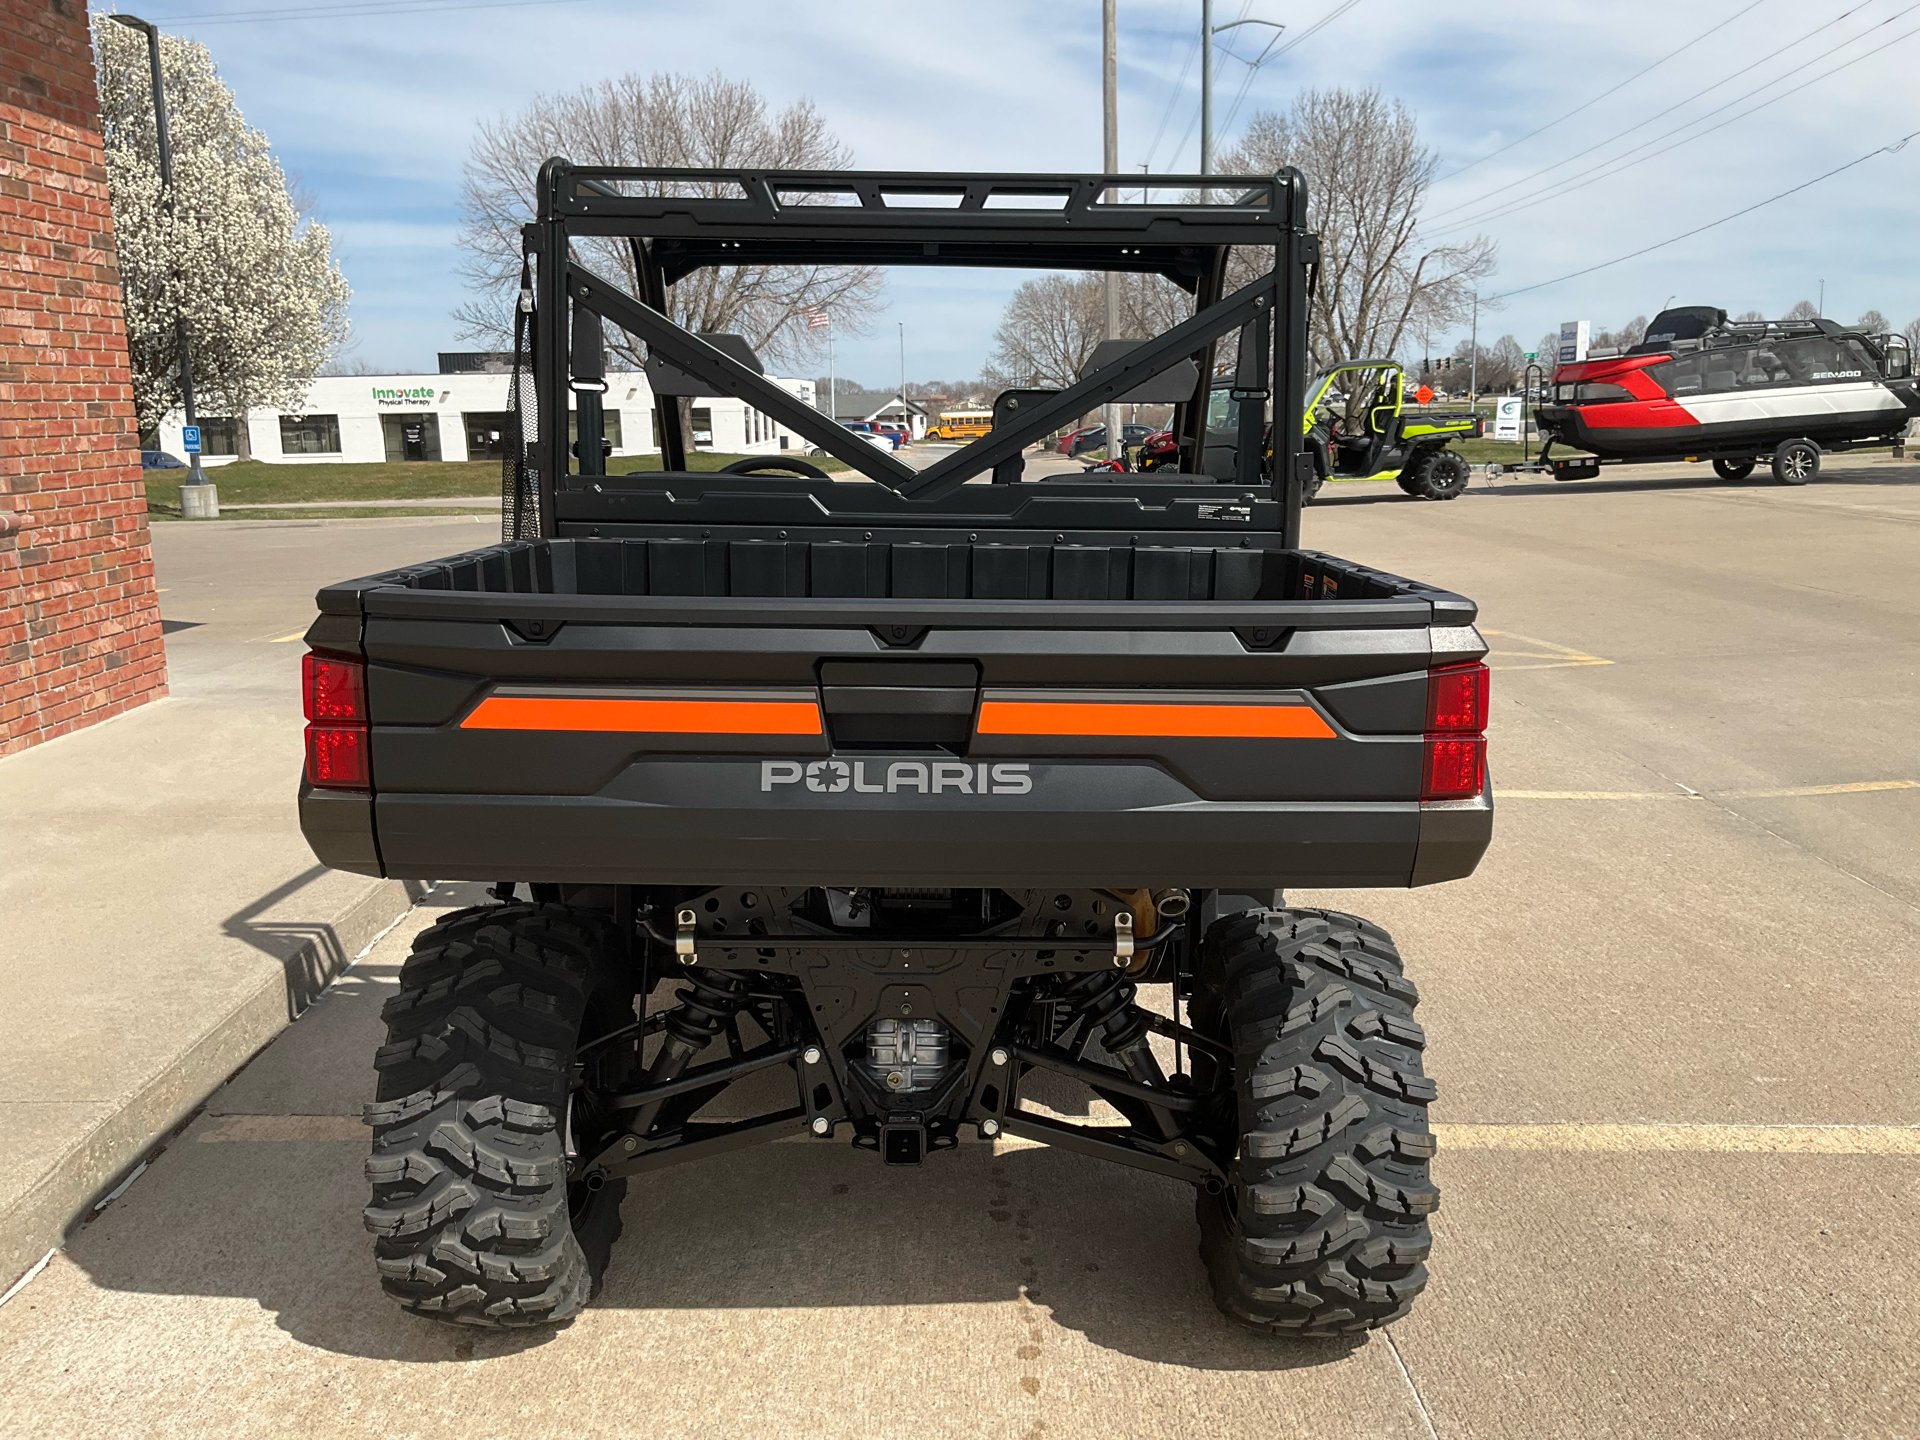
(181, 425, 201, 454)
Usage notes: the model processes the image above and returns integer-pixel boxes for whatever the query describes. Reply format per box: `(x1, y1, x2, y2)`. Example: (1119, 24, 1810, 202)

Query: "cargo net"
(501, 283, 539, 541)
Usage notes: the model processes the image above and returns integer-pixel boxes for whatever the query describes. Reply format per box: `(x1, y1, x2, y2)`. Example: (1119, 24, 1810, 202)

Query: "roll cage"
(512, 161, 1320, 545)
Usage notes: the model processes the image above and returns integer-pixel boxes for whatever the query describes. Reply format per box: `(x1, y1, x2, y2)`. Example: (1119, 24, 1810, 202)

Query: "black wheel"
(1771, 439, 1819, 485)
(364, 903, 633, 1327)
(1190, 908, 1437, 1337)
(1712, 458, 1755, 481)
(1404, 449, 1470, 500)
(720, 456, 829, 478)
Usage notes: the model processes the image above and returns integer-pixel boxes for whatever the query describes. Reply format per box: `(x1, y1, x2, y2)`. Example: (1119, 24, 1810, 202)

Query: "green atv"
(1304, 360, 1480, 501)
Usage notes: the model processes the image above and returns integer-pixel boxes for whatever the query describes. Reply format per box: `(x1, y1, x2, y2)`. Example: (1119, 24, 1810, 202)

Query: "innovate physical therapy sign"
(370, 384, 440, 406)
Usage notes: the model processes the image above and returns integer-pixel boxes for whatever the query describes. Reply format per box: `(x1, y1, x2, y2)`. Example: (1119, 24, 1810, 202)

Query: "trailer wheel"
(1405, 450, 1470, 500)
(364, 902, 633, 1327)
(1712, 458, 1755, 481)
(1190, 908, 1437, 1337)
(1772, 440, 1820, 485)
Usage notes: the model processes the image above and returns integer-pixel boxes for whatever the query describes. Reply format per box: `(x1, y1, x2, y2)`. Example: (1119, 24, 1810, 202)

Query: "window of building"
(199, 417, 244, 455)
(279, 414, 341, 455)
(567, 410, 623, 449)
(690, 407, 714, 448)
(464, 411, 515, 461)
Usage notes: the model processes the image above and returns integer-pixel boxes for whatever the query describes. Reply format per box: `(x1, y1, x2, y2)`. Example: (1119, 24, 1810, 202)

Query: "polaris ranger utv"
(297, 163, 1492, 1336)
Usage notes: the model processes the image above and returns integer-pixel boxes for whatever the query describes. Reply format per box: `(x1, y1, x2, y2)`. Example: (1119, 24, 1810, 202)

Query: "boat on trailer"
(1524, 306, 1918, 484)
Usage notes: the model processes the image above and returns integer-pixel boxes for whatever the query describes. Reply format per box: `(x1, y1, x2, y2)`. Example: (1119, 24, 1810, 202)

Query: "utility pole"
(1103, 0, 1123, 465)
(1817, 279, 1824, 317)
(1201, 0, 1213, 175)
(1200, 7, 1283, 178)
(112, 14, 215, 517)
(898, 320, 906, 432)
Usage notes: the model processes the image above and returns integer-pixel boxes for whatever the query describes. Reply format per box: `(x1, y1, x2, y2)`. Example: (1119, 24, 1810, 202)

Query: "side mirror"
(1880, 334, 1911, 380)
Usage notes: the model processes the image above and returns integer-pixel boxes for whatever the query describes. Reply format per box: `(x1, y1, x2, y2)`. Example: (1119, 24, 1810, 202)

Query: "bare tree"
(983, 272, 1193, 395)
(984, 275, 1102, 391)
(1904, 316, 1920, 354)
(1221, 89, 1495, 371)
(1733, 309, 1765, 323)
(1784, 299, 1821, 321)
(1855, 308, 1890, 333)
(455, 71, 881, 369)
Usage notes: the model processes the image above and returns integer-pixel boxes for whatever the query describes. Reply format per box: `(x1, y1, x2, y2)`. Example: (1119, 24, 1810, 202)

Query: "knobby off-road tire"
(1190, 909, 1438, 1337)
(1404, 449, 1470, 500)
(363, 902, 632, 1327)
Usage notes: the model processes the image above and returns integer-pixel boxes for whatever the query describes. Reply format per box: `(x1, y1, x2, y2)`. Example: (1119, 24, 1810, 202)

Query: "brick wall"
(1, 0, 167, 757)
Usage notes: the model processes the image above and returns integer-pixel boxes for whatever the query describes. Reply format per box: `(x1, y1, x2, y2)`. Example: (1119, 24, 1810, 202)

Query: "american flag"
(805, 308, 830, 329)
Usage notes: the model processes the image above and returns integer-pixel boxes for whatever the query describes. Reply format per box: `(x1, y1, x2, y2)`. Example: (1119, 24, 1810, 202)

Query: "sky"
(114, 0, 1920, 384)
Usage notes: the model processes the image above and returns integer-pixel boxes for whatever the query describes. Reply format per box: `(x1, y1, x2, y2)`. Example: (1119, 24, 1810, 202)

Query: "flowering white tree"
(94, 19, 350, 446)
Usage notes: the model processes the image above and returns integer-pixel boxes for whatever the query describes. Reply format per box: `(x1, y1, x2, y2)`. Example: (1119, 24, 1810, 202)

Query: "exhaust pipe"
(1150, 887, 1190, 918)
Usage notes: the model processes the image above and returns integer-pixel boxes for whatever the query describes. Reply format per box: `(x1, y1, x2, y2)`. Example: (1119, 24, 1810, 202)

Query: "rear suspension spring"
(625, 967, 749, 1137)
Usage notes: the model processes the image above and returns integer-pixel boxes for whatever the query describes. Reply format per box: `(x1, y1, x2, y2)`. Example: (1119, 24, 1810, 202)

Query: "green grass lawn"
(146, 451, 849, 516)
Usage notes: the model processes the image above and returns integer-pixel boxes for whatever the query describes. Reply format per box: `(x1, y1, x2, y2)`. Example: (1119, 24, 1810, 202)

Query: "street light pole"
(111, 14, 214, 515)
(1103, 0, 1122, 465)
(1469, 292, 1479, 405)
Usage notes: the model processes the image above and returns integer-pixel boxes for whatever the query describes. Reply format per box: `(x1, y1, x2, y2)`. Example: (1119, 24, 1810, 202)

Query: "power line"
(1485, 126, 1919, 300)
(1425, 1, 1899, 227)
(1218, 0, 1363, 137)
(1440, 0, 1765, 181)
(1424, 11, 1920, 237)
(1141, 15, 1204, 170)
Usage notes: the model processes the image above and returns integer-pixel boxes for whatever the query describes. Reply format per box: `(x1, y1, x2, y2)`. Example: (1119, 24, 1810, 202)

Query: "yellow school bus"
(924, 409, 992, 441)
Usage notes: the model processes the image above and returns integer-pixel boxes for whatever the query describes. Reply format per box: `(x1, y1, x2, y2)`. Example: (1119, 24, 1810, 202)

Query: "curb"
(0, 875, 424, 1290)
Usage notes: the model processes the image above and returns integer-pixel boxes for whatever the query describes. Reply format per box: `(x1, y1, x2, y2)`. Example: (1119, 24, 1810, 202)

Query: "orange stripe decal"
(461, 696, 822, 735)
(976, 701, 1335, 739)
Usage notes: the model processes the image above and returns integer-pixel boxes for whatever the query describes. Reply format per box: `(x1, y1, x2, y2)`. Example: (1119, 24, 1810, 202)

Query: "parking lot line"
(1477, 627, 1613, 670)
(1435, 1123, 1920, 1154)
(1500, 780, 1917, 800)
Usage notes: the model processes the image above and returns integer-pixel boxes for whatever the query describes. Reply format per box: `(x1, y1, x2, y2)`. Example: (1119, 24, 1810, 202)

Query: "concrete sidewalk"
(0, 515, 491, 1288)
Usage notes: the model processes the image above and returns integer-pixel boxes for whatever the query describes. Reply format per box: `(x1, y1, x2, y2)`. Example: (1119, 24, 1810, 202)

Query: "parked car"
(1057, 423, 1156, 457)
(872, 422, 911, 446)
(140, 451, 187, 470)
(842, 421, 904, 449)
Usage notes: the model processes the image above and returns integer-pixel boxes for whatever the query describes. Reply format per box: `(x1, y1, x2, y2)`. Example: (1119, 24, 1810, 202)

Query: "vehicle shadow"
(62, 1122, 1361, 1373)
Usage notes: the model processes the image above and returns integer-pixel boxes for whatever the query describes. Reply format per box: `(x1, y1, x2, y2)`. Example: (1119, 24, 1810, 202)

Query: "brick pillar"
(1, 0, 167, 756)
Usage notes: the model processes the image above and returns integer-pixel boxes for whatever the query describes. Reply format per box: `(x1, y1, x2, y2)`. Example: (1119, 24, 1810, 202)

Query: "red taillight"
(303, 651, 365, 722)
(1423, 736, 1485, 800)
(1423, 660, 1489, 801)
(305, 724, 369, 788)
(303, 651, 368, 790)
(1427, 662, 1488, 733)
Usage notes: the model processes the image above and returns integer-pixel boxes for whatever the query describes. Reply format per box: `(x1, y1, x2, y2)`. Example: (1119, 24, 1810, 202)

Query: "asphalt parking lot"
(2, 463, 1915, 1439)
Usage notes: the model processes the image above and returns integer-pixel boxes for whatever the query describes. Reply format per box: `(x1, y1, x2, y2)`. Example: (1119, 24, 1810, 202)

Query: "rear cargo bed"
(300, 537, 1490, 891)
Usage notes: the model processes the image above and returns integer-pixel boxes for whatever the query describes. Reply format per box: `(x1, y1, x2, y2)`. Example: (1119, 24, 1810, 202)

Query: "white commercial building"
(154, 368, 817, 466)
